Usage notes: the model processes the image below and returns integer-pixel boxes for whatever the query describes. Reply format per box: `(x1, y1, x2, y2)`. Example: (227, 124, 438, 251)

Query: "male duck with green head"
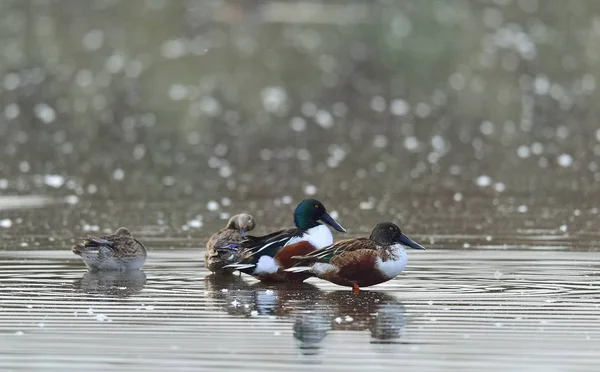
(224, 198, 346, 282)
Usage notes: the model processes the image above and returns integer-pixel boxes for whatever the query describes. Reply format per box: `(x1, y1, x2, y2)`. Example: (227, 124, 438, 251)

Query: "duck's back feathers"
(292, 237, 376, 263)
(72, 228, 146, 271)
(206, 228, 243, 252)
(240, 228, 304, 259)
(205, 227, 245, 274)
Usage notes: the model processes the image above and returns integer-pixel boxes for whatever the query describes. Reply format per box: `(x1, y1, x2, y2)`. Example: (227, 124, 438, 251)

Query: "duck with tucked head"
(205, 213, 256, 274)
(72, 227, 147, 271)
(225, 199, 346, 282)
(286, 222, 424, 293)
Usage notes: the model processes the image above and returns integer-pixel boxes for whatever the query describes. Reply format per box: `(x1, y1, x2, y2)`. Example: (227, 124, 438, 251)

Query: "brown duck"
(205, 213, 256, 274)
(72, 227, 147, 271)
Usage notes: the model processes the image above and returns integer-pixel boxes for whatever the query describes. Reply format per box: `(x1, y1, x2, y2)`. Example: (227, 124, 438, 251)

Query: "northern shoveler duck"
(72, 227, 147, 271)
(205, 213, 256, 274)
(286, 222, 424, 293)
(224, 199, 346, 282)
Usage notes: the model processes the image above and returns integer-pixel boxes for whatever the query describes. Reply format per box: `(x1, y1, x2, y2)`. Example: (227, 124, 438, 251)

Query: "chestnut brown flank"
(325, 250, 388, 287)
(275, 241, 317, 269)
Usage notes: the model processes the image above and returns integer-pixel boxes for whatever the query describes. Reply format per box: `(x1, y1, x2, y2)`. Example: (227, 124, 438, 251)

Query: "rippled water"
(3, 0, 600, 370)
(1, 230, 599, 371)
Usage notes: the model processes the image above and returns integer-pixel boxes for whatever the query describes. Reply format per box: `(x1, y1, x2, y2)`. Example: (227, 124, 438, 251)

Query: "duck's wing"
(206, 229, 241, 252)
(239, 228, 304, 259)
(73, 233, 142, 256)
(291, 238, 376, 263)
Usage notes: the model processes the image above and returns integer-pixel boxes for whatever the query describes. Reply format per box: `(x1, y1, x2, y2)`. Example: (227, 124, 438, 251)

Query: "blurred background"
(1, 0, 599, 245)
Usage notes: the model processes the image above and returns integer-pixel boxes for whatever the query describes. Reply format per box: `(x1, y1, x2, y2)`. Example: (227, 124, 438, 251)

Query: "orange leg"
(352, 283, 360, 295)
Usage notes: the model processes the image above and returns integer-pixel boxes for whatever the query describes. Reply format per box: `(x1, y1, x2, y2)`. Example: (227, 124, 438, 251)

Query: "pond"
(1, 0, 600, 370)
(1, 197, 599, 371)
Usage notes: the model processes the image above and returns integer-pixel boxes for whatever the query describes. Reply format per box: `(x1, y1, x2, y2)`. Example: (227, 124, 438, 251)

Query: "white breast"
(285, 224, 333, 249)
(375, 244, 408, 279)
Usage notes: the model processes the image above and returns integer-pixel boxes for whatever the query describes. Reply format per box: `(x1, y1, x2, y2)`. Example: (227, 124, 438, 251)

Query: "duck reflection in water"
(204, 274, 323, 317)
(204, 275, 406, 351)
(74, 270, 147, 297)
(293, 291, 406, 353)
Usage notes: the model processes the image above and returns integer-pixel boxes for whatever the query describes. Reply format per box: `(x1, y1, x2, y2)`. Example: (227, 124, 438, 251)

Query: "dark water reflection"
(1, 249, 600, 371)
(74, 270, 147, 297)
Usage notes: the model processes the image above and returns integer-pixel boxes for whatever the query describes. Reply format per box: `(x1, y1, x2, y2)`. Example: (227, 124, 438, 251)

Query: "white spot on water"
(404, 136, 419, 151)
(290, 117, 306, 132)
(65, 195, 79, 205)
(4, 103, 20, 120)
(517, 205, 528, 213)
(476, 175, 492, 187)
(261, 86, 287, 113)
(303, 184, 317, 196)
(370, 96, 386, 112)
(169, 84, 188, 100)
(106, 54, 125, 73)
(557, 153, 573, 167)
(453, 193, 463, 202)
(559, 224, 568, 233)
(34, 104, 56, 124)
(188, 219, 202, 228)
(390, 99, 409, 116)
(493, 182, 506, 192)
(15, 331, 24, 336)
(0, 219, 12, 228)
(161, 38, 187, 59)
(281, 195, 292, 204)
(112, 168, 125, 181)
(359, 199, 375, 210)
(4, 73, 20, 91)
(44, 174, 64, 188)
(480, 121, 495, 135)
(517, 145, 531, 158)
(315, 110, 334, 128)
(207, 201, 219, 211)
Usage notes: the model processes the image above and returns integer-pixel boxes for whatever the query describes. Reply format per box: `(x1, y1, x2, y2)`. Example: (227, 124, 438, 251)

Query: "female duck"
(286, 222, 425, 293)
(225, 199, 346, 282)
(205, 213, 256, 274)
(72, 227, 147, 271)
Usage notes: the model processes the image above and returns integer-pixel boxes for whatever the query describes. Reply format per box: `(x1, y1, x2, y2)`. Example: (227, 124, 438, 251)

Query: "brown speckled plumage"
(205, 213, 256, 274)
(72, 227, 147, 271)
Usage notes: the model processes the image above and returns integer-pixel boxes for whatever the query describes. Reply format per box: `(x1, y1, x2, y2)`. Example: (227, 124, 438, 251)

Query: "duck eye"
(314, 204, 320, 208)
(389, 226, 394, 231)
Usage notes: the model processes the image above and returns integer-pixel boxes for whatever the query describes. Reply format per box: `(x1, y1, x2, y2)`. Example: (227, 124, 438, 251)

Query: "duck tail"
(72, 244, 85, 255)
(223, 263, 256, 270)
(283, 266, 312, 273)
